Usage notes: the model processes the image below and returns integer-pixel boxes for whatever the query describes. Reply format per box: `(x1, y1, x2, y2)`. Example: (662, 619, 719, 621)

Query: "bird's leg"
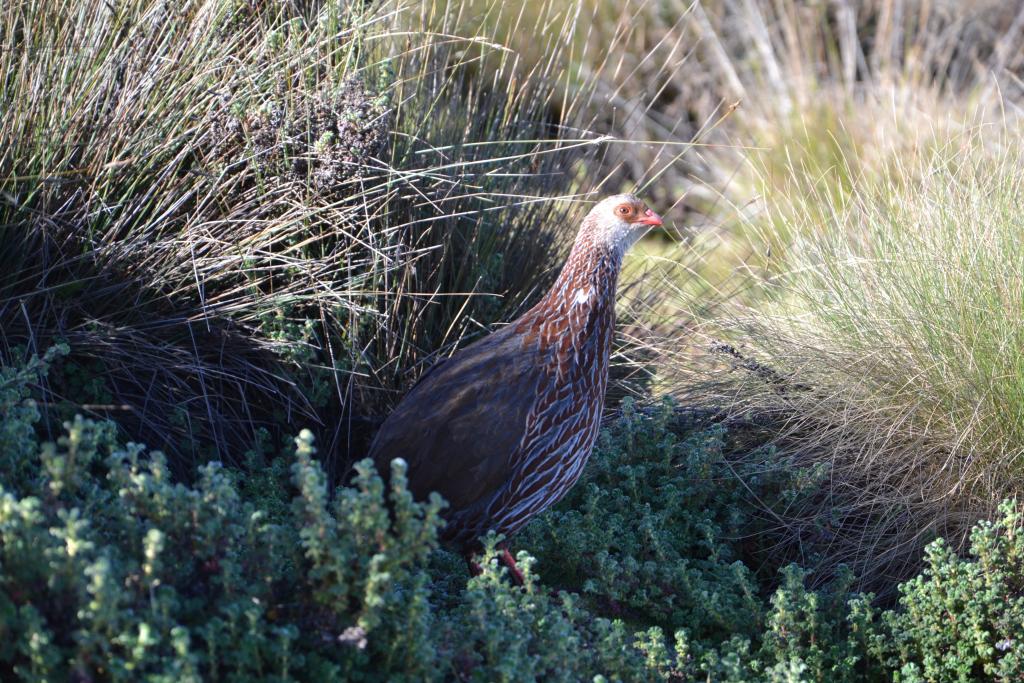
(465, 547, 525, 585)
(498, 546, 526, 586)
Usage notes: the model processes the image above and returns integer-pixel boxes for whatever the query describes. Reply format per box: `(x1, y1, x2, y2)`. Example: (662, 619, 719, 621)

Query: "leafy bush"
(0, 351, 446, 680)
(519, 399, 826, 641)
(0, 350, 679, 681)
(5, 350, 1024, 681)
(872, 499, 1024, 682)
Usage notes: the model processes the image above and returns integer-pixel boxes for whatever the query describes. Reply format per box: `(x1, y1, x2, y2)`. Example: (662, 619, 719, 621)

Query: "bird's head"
(583, 193, 663, 256)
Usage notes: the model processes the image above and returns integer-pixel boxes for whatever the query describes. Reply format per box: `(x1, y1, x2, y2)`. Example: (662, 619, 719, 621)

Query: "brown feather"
(370, 324, 548, 513)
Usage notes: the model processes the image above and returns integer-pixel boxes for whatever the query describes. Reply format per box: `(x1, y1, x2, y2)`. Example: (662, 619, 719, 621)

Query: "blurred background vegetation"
(3, 0, 1024, 679)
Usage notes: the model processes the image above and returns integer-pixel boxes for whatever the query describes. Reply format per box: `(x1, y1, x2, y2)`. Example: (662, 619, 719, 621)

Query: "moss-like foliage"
(2, 350, 1023, 681)
(519, 399, 827, 640)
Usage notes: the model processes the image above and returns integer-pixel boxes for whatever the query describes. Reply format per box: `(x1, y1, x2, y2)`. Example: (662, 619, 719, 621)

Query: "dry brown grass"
(0, 0, 674, 473)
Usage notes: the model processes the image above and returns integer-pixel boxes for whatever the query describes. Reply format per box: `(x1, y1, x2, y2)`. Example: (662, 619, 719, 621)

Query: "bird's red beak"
(637, 208, 663, 226)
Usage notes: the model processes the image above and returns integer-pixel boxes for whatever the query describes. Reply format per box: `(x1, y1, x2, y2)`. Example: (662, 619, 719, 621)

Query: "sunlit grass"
(0, 0, 706, 474)
(595, 0, 1024, 589)
(669, 119, 1024, 589)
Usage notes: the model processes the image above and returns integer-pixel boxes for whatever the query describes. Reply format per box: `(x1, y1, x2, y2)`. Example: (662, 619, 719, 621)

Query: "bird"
(369, 194, 663, 581)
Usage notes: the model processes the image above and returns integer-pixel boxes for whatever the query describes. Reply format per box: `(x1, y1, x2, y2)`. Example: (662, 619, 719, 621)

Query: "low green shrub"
(870, 499, 1024, 682)
(3, 350, 1023, 681)
(519, 399, 827, 641)
(0, 350, 679, 681)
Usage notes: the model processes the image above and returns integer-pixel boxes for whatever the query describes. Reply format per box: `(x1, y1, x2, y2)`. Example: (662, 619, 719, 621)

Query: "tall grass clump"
(665, 0, 1024, 282)
(578, 0, 1024, 590)
(0, 0, 638, 476)
(684, 122, 1024, 591)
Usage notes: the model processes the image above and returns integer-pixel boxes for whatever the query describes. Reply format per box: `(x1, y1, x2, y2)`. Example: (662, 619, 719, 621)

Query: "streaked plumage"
(369, 194, 662, 554)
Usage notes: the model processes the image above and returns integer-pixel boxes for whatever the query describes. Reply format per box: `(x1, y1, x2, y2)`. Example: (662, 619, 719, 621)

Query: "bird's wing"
(368, 325, 548, 513)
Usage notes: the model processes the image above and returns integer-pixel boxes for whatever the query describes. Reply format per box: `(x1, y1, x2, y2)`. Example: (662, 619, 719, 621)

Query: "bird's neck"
(517, 232, 622, 355)
(542, 237, 622, 315)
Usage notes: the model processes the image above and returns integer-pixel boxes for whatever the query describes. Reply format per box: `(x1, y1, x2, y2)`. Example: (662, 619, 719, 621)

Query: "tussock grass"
(467, 0, 1024, 212)
(2, 0, 680, 475)
(593, 0, 1024, 591)
(666, 121, 1024, 592)
(665, 0, 1024, 284)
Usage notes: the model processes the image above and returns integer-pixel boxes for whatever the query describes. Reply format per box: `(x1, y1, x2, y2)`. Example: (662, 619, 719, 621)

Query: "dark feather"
(369, 324, 550, 514)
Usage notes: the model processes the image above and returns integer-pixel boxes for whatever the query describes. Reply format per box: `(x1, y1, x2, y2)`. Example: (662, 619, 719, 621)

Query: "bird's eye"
(616, 205, 632, 216)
